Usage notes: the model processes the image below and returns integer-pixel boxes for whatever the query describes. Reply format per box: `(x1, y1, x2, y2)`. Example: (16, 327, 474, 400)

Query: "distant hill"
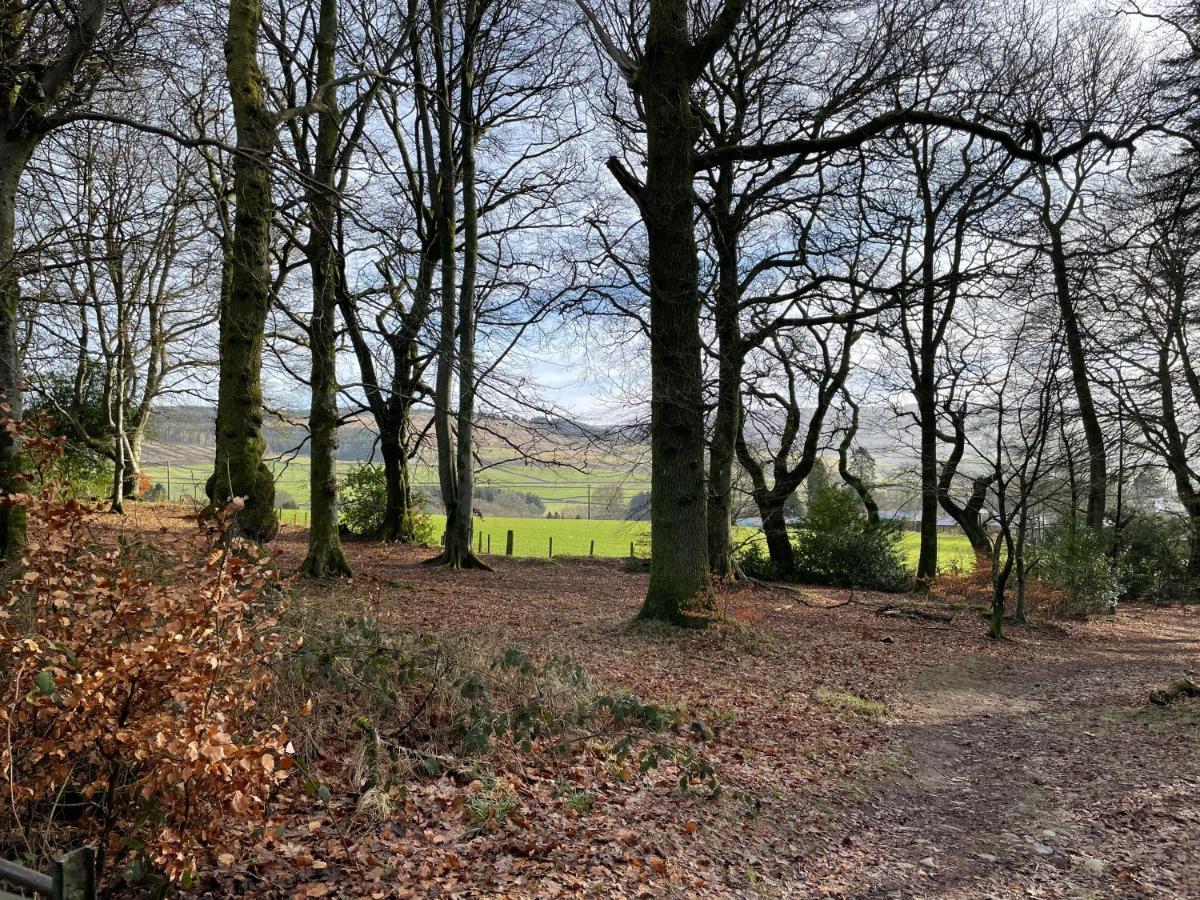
(143, 405, 635, 468)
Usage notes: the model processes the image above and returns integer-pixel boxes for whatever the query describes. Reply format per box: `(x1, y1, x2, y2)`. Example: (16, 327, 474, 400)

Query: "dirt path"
(811, 611, 1200, 898)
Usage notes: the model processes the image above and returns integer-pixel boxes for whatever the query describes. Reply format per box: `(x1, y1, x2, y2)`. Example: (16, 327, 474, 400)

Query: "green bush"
(737, 485, 909, 592)
(339, 464, 434, 542)
(1118, 514, 1190, 602)
(1031, 525, 1122, 615)
(280, 613, 716, 795)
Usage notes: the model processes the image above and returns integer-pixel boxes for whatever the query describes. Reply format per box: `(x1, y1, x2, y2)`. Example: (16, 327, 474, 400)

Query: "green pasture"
(140, 456, 646, 517)
(269, 510, 976, 573)
(140, 457, 976, 573)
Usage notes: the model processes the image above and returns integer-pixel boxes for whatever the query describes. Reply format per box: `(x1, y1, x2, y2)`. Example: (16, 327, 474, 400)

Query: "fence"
(444, 525, 650, 560)
(138, 461, 650, 519)
(0, 848, 95, 900)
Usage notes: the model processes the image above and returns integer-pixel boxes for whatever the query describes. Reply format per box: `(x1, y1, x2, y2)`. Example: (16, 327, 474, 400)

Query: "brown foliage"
(0, 439, 290, 884)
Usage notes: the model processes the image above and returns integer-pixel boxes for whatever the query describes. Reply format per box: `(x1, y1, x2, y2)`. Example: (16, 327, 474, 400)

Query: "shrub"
(739, 486, 909, 591)
(25, 428, 109, 499)
(1029, 525, 1122, 616)
(278, 607, 716, 798)
(340, 463, 434, 542)
(276, 490, 299, 510)
(0, 475, 290, 887)
(1117, 514, 1190, 602)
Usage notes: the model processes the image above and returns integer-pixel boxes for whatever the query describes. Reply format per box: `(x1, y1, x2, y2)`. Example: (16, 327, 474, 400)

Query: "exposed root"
(1149, 677, 1200, 706)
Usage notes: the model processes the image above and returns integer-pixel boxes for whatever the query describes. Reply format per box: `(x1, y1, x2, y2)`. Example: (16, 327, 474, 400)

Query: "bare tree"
(22, 122, 216, 510)
(1110, 169, 1200, 601)
(0, 0, 168, 555)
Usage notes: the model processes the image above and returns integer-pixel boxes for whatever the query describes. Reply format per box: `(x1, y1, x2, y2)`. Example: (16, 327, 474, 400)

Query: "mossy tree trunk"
(913, 284, 940, 584)
(0, 140, 35, 558)
(300, 0, 351, 577)
(581, 0, 746, 621)
(988, 440, 1013, 641)
(209, 0, 278, 542)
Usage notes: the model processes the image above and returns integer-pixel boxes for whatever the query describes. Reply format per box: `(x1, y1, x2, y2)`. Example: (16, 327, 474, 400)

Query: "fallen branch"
(875, 604, 954, 624)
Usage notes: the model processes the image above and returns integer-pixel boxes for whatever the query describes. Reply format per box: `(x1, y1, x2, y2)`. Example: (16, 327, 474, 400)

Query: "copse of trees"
(3, 0, 1200, 633)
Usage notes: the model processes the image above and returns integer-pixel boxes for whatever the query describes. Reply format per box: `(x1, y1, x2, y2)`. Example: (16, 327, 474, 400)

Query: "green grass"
(813, 689, 887, 718)
(139, 457, 646, 518)
(140, 458, 976, 573)
(383, 513, 976, 572)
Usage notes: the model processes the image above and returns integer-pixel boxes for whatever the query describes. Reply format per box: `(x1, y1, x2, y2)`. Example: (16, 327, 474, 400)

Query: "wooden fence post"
(505, 530, 514, 555)
(548, 536, 553, 558)
(52, 846, 96, 900)
(629, 541, 635, 560)
(487, 534, 491, 554)
(478, 531, 483, 553)
(589, 539, 594, 557)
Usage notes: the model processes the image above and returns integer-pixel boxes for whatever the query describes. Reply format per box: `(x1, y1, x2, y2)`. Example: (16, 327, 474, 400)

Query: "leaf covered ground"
(104, 509, 1199, 898)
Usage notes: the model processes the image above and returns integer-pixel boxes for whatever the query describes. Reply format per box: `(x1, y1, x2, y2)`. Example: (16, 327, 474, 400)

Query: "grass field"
(140, 458, 647, 519)
(142, 459, 975, 573)
(269, 510, 975, 572)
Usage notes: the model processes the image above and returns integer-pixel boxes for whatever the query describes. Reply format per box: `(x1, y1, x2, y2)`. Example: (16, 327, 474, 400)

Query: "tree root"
(423, 550, 493, 571)
(1149, 677, 1200, 706)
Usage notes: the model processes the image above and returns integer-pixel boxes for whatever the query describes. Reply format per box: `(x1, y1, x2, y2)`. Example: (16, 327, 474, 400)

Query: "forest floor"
(110, 509, 1200, 898)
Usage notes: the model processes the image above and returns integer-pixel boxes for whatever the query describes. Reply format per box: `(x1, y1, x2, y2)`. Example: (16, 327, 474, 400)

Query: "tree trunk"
(638, 0, 711, 623)
(0, 138, 35, 558)
(1013, 499, 1029, 623)
(1188, 505, 1200, 604)
(109, 398, 125, 514)
(300, 0, 350, 577)
(916, 389, 939, 583)
(837, 399, 880, 526)
(988, 579, 1006, 640)
(706, 168, 742, 578)
(208, 0, 278, 542)
(122, 429, 143, 498)
(1045, 217, 1106, 530)
(759, 493, 794, 575)
(913, 173, 940, 584)
(427, 0, 486, 570)
(987, 518, 1014, 640)
(378, 426, 416, 542)
(937, 417, 994, 558)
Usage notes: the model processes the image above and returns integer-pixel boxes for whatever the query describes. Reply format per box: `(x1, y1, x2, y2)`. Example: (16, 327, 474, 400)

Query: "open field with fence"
(139, 459, 975, 572)
(265, 510, 976, 571)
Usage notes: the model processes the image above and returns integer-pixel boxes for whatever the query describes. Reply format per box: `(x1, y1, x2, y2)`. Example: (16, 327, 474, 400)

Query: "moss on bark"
(210, 0, 278, 543)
